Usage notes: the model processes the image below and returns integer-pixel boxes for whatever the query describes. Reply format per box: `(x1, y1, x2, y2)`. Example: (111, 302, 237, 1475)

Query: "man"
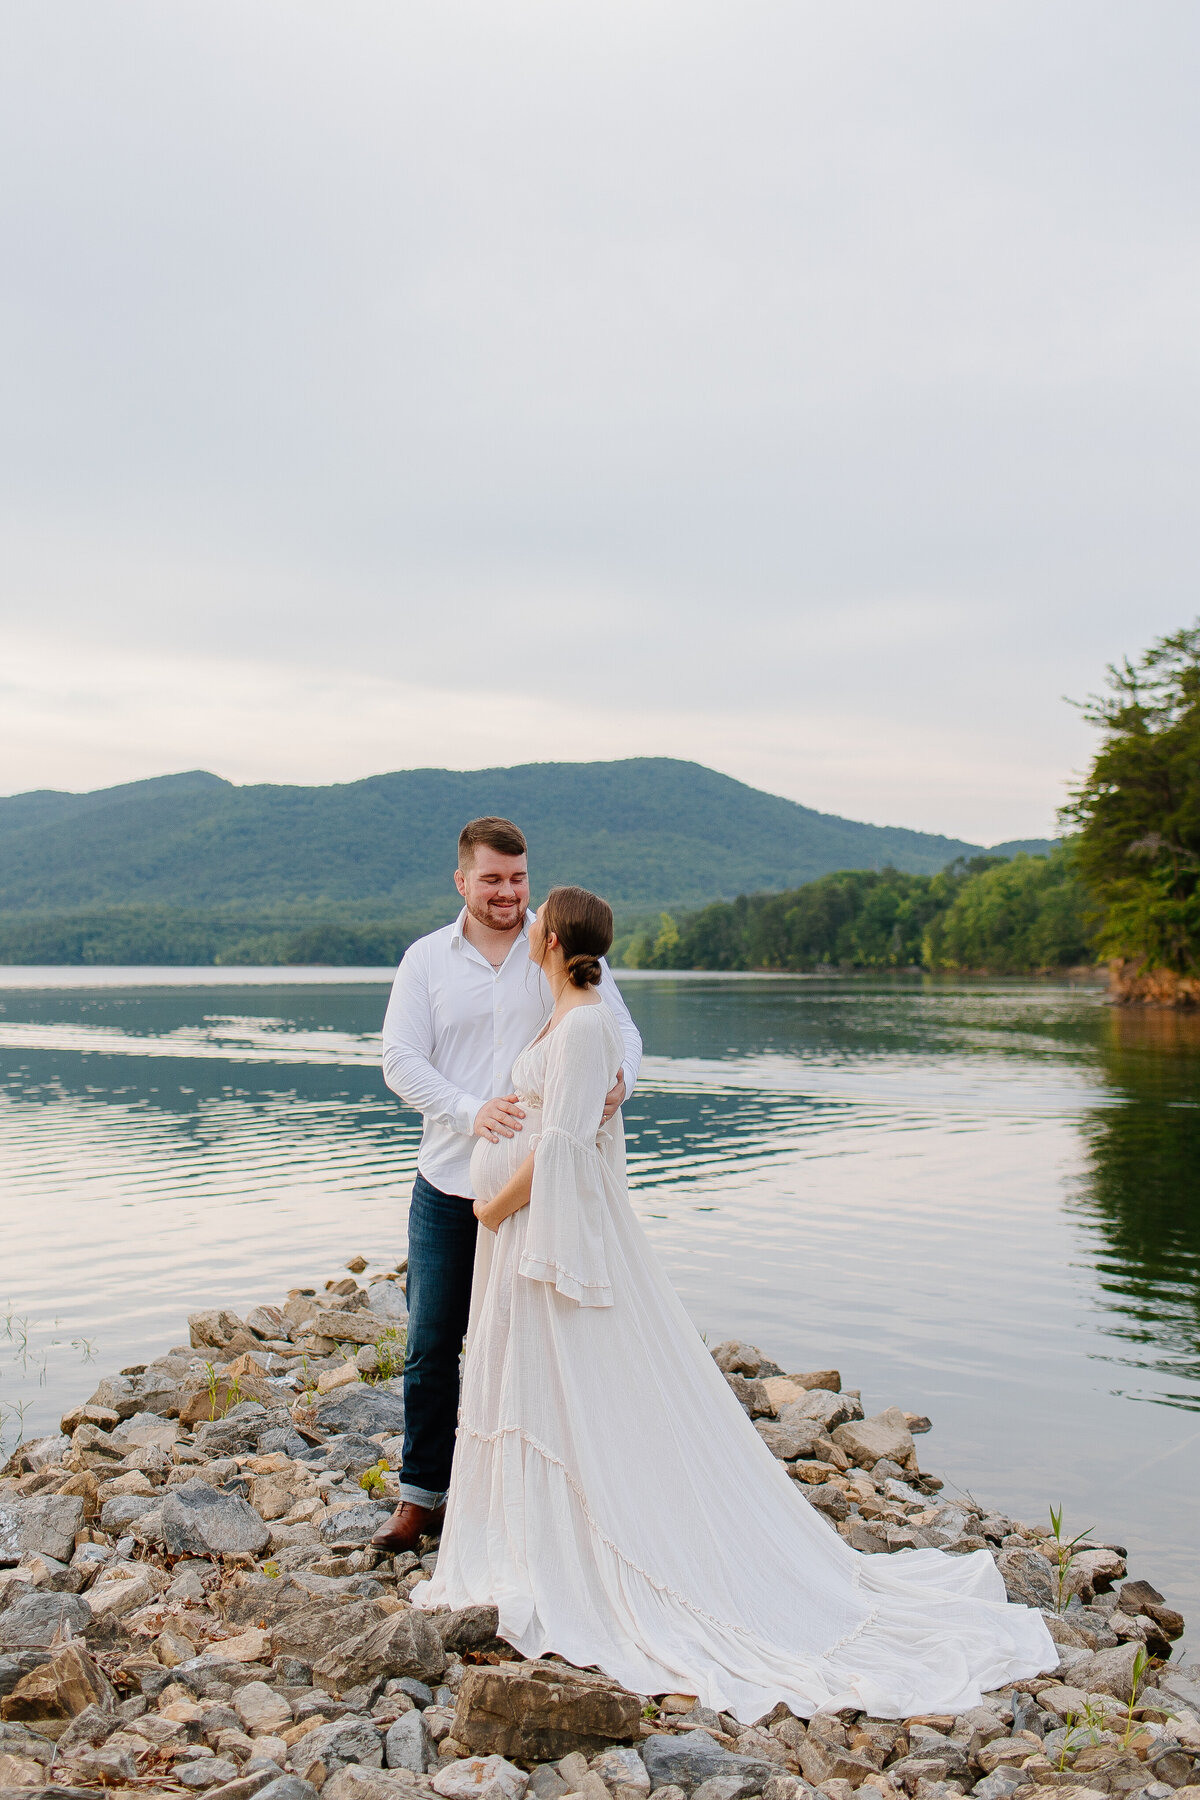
(371, 816, 642, 1552)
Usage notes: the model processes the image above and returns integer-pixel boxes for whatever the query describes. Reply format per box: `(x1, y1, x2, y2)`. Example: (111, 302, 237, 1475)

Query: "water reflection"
(1073, 1007, 1200, 1404)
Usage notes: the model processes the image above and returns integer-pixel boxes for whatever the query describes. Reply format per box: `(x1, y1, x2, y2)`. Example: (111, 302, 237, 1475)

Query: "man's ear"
(454, 868, 467, 898)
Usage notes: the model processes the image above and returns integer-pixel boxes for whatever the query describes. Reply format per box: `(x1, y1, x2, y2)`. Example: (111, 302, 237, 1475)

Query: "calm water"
(1, 970, 1197, 1638)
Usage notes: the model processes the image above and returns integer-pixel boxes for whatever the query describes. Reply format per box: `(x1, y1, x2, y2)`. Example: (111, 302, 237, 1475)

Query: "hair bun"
(566, 951, 603, 989)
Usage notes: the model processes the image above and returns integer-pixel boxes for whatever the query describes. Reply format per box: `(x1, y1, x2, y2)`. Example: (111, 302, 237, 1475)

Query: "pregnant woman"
(415, 885, 1055, 1719)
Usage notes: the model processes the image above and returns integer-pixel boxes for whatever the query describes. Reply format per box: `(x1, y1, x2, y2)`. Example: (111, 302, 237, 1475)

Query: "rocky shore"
(2, 1265, 1196, 1800)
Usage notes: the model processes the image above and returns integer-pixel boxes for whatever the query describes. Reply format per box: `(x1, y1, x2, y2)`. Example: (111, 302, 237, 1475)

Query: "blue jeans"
(399, 1171, 478, 1508)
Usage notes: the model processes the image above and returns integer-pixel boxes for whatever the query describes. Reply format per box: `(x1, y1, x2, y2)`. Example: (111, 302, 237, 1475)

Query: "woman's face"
(527, 911, 558, 968)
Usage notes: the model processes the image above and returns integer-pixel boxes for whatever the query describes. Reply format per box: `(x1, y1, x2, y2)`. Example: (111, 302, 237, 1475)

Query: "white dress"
(415, 1002, 1055, 1720)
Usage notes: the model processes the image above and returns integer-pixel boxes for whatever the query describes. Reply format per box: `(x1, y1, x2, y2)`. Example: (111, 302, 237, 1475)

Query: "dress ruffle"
(518, 1125, 614, 1307)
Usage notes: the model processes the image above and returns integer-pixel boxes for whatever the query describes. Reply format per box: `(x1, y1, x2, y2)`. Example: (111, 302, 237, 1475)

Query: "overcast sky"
(1, 3, 1196, 843)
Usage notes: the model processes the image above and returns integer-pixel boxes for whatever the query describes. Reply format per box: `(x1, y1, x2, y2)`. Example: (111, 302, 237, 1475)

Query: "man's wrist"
(458, 1094, 488, 1136)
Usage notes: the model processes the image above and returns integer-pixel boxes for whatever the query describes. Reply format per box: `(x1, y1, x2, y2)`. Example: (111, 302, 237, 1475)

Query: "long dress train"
(414, 1003, 1055, 1720)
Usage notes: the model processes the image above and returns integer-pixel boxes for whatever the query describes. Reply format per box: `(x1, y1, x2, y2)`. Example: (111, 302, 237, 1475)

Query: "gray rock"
(967, 1772, 1026, 1800)
(435, 1605, 500, 1651)
(0, 1650, 52, 1697)
(726, 1376, 772, 1418)
(0, 1495, 86, 1566)
(179, 1757, 244, 1787)
(194, 1405, 293, 1460)
(592, 1746, 650, 1793)
(322, 1770, 428, 1800)
(755, 1414, 827, 1461)
(0, 1589, 92, 1649)
(385, 1710, 436, 1773)
(691, 1777, 764, 1800)
(296, 1714, 384, 1772)
(255, 1780, 323, 1800)
(643, 1734, 772, 1796)
(803, 1484, 849, 1522)
(527, 1767, 570, 1800)
(55, 1703, 118, 1754)
(367, 1284, 409, 1327)
(99, 1494, 160, 1534)
(829, 1406, 909, 1464)
(313, 1436, 392, 1478)
(390, 1678, 435, 1708)
(1155, 1668, 1200, 1714)
(710, 1342, 766, 1376)
(71, 1740, 140, 1783)
(258, 1428, 312, 1459)
(313, 1607, 446, 1691)
(85, 1374, 144, 1419)
(1064, 1641, 1144, 1701)
(314, 1388, 406, 1439)
(797, 1389, 863, 1431)
(0, 1720, 57, 1764)
(161, 1477, 271, 1558)
(321, 1504, 393, 1548)
(995, 1547, 1056, 1609)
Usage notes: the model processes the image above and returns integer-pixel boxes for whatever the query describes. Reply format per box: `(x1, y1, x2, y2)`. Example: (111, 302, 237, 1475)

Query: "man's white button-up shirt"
(381, 907, 642, 1198)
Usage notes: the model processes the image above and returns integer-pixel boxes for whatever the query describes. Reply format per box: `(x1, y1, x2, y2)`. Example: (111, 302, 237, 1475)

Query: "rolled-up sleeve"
(381, 946, 485, 1136)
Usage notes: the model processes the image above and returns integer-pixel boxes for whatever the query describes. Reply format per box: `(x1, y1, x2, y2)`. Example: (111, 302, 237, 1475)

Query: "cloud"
(0, 1, 1195, 836)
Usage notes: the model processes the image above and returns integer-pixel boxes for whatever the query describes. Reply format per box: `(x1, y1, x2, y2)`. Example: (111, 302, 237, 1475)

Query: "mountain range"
(0, 759, 1052, 924)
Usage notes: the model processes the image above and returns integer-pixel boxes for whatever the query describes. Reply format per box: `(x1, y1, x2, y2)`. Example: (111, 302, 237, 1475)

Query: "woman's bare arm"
(473, 1152, 535, 1232)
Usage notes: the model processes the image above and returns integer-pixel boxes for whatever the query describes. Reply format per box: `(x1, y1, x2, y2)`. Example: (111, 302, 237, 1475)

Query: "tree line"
(620, 620, 1200, 989)
(616, 847, 1090, 974)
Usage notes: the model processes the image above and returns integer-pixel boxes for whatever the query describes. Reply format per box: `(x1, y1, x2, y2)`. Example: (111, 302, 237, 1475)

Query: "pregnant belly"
(470, 1104, 542, 1203)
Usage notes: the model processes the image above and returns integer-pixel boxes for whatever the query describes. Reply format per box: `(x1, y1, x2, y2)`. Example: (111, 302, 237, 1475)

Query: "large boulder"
(452, 1662, 641, 1762)
(313, 1608, 446, 1692)
(0, 1640, 113, 1725)
(830, 1407, 913, 1468)
(0, 1592, 91, 1652)
(160, 1477, 271, 1558)
(795, 1390, 862, 1432)
(0, 1495, 85, 1567)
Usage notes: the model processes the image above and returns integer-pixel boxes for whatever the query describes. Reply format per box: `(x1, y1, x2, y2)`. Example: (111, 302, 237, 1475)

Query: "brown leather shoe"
(369, 1500, 445, 1554)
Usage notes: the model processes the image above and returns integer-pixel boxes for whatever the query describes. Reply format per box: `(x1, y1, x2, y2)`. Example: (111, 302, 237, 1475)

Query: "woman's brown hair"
(538, 885, 614, 988)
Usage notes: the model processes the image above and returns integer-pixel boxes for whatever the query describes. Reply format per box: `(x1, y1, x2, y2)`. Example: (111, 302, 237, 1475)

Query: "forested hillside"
(621, 848, 1090, 974)
(0, 758, 1054, 964)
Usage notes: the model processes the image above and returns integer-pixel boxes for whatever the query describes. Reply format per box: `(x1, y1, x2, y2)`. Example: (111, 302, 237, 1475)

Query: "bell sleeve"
(518, 1009, 618, 1308)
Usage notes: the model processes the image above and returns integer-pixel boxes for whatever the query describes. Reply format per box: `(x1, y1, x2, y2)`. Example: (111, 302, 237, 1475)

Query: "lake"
(1, 968, 1197, 1639)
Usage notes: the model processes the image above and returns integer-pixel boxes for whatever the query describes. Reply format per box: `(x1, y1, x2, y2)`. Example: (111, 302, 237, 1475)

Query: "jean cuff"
(397, 1481, 446, 1510)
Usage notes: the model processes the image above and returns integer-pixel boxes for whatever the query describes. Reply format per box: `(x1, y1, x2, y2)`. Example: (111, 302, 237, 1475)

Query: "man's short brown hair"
(458, 816, 528, 868)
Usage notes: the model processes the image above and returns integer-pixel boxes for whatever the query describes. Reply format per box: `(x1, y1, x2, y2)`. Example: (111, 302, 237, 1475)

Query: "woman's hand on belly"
(474, 1150, 535, 1232)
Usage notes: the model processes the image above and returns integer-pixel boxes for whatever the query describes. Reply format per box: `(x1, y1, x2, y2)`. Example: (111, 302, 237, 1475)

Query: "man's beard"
(465, 895, 526, 934)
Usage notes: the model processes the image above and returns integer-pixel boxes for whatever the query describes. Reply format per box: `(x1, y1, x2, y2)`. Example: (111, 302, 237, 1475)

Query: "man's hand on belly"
(474, 1095, 525, 1142)
(601, 1072, 626, 1124)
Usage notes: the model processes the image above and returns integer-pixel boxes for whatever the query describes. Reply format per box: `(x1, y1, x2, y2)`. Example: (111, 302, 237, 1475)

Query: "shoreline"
(2, 1268, 1197, 1800)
